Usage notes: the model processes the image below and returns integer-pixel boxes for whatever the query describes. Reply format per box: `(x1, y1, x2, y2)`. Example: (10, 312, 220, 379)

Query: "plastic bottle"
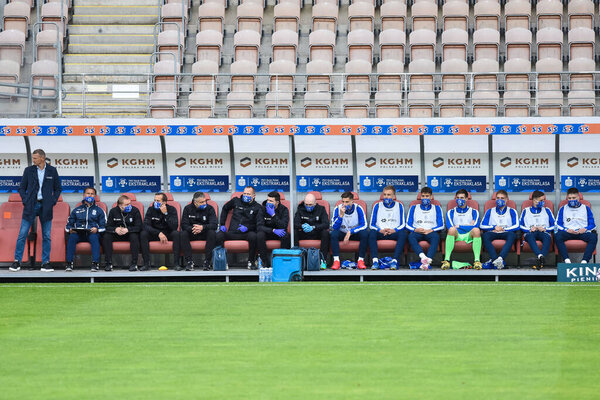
(267, 267, 273, 282)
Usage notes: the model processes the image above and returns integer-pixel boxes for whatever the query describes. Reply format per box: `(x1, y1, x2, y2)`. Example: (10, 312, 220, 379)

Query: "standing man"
(216, 186, 262, 269)
(65, 187, 106, 272)
(406, 187, 444, 269)
(520, 190, 555, 269)
(442, 189, 482, 270)
(104, 194, 143, 272)
(180, 192, 217, 271)
(257, 191, 290, 267)
(555, 188, 597, 264)
(480, 190, 520, 269)
(330, 191, 369, 270)
(294, 192, 330, 256)
(140, 193, 180, 271)
(368, 186, 407, 270)
(10, 149, 62, 272)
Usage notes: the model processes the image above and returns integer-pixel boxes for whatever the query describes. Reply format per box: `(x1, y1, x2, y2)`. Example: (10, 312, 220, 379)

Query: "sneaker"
(185, 261, 195, 271)
(534, 255, 544, 270)
(371, 260, 379, 270)
(65, 262, 73, 272)
(91, 262, 99, 272)
(202, 261, 211, 271)
(390, 259, 398, 270)
(9, 261, 20, 272)
(129, 264, 138, 272)
(247, 260, 257, 270)
(331, 260, 341, 270)
(175, 265, 184, 271)
(564, 258, 571, 264)
(419, 262, 431, 270)
(40, 263, 54, 272)
(357, 260, 366, 269)
(139, 265, 150, 271)
(441, 260, 451, 270)
(104, 263, 113, 272)
(473, 261, 482, 270)
(493, 257, 504, 269)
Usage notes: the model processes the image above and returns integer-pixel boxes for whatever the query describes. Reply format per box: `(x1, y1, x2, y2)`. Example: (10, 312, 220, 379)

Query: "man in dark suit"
(10, 149, 62, 272)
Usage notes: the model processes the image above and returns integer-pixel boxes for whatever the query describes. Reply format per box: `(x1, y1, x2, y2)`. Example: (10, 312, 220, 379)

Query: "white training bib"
(375, 202, 401, 230)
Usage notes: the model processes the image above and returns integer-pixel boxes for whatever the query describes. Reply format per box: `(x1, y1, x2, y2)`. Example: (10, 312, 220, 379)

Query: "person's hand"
(338, 205, 345, 217)
(343, 231, 351, 243)
(494, 226, 504, 232)
(530, 226, 537, 232)
(69, 229, 76, 233)
(266, 203, 276, 217)
(302, 223, 313, 233)
(192, 224, 203, 234)
(578, 228, 587, 234)
(160, 204, 168, 214)
(567, 229, 577, 234)
(90, 227, 98, 234)
(538, 226, 546, 232)
(158, 232, 168, 243)
(423, 228, 433, 235)
(238, 224, 248, 233)
(220, 225, 227, 233)
(273, 229, 286, 237)
(415, 227, 425, 234)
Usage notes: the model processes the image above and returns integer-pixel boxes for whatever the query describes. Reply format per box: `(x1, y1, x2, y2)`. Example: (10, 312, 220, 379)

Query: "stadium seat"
(2, 1, 29, 38)
(271, 29, 298, 65)
(0, 29, 25, 66)
(31, 59, 59, 98)
(297, 193, 330, 250)
(407, 197, 443, 259)
(188, 193, 219, 253)
(567, 28, 596, 116)
(343, 59, 372, 118)
(504, 0, 532, 31)
(347, 29, 373, 64)
(160, 2, 188, 34)
(196, 30, 222, 66)
(407, 58, 435, 117)
(150, 60, 180, 118)
(482, 195, 519, 261)
(273, 2, 300, 32)
(535, 27, 564, 116)
(474, 0, 500, 31)
(375, 59, 404, 118)
(379, 28, 405, 64)
(41, 1, 68, 39)
(197, 2, 225, 34)
(410, 1, 437, 32)
(568, 0, 594, 30)
(0, 193, 28, 263)
(148, 194, 182, 255)
(304, 59, 333, 118)
(518, 196, 556, 265)
(441, 197, 481, 256)
(35, 28, 60, 62)
(503, 28, 533, 117)
(157, 30, 185, 65)
(536, 0, 563, 30)
(109, 194, 145, 257)
(233, 29, 261, 66)
(236, 2, 263, 34)
(227, 60, 256, 118)
(189, 60, 219, 118)
(309, 29, 336, 64)
(442, 0, 468, 31)
(439, 59, 468, 117)
(0, 59, 21, 96)
(555, 196, 596, 263)
(73, 196, 108, 256)
(347, 1, 374, 32)
(312, 2, 338, 34)
(266, 60, 295, 118)
(380, 1, 406, 32)
(371, 199, 407, 262)
(334, 196, 368, 255)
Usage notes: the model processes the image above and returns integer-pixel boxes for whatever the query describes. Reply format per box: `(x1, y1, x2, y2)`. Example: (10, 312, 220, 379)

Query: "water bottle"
(259, 267, 265, 282)
(267, 267, 273, 282)
(258, 257, 263, 269)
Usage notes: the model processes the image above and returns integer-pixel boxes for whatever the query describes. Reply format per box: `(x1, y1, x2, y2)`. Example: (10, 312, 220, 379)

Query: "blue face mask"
(383, 198, 394, 207)
(496, 199, 506, 208)
(123, 205, 132, 213)
(568, 199, 580, 208)
(345, 205, 353, 212)
(242, 195, 252, 203)
(305, 205, 315, 212)
(84, 196, 95, 204)
(421, 198, 431, 207)
(456, 198, 466, 208)
(536, 200, 545, 209)
(266, 203, 275, 211)
(197, 203, 207, 210)
(153, 201, 162, 209)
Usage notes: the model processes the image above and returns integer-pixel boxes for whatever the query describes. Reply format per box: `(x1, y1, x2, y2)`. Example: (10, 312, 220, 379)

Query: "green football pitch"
(1, 282, 598, 400)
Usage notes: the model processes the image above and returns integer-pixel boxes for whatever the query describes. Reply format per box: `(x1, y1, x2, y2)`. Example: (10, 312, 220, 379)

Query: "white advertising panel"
(295, 136, 354, 192)
(233, 136, 290, 192)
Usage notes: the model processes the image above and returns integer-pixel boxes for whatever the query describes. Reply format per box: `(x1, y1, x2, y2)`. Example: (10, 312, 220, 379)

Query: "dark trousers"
(103, 232, 140, 264)
(257, 230, 291, 266)
(369, 230, 408, 260)
(216, 231, 258, 262)
(555, 231, 598, 262)
(66, 231, 101, 263)
(330, 229, 369, 258)
(295, 229, 330, 256)
(408, 231, 439, 259)
(482, 231, 516, 260)
(523, 231, 552, 257)
(140, 230, 180, 265)
(180, 229, 217, 263)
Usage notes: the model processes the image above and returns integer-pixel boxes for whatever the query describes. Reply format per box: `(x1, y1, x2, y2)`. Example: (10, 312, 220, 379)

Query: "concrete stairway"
(62, 0, 159, 117)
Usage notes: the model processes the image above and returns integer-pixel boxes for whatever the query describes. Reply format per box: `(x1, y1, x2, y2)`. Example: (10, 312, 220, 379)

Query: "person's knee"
(447, 227, 458, 236)
(470, 227, 481, 238)
(359, 230, 369, 240)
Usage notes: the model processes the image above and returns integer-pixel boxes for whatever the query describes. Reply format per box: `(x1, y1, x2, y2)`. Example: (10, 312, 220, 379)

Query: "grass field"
(0, 282, 599, 400)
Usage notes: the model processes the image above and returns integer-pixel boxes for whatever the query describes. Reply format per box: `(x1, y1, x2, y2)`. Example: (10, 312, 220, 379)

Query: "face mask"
(123, 205, 132, 213)
(345, 205, 353, 212)
(305, 205, 315, 212)
(456, 198, 466, 208)
(242, 195, 252, 203)
(84, 196, 95, 203)
(421, 198, 431, 207)
(266, 203, 275, 211)
(536, 200, 545, 209)
(153, 201, 162, 209)
(568, 199, 579, 208)
(496, 199, 506, 208)
(197, 203, 207, 210)
(382, 198, 394, 207)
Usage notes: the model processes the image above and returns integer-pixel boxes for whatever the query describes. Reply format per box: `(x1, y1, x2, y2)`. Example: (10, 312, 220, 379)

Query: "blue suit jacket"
(18, 163, 62, 223)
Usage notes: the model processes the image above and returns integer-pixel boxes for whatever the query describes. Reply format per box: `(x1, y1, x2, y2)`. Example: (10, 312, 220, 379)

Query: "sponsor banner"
(235, 153, 289, 174)
(557, 263, 600, 282)
(494, 175, 555, 192)
(359, 175, 419, 192)
(235, 175, 289, 192)
(494, 153, 554, 174)
(427, 176, 487, 193)
(297, 175, 353, 192)
(0, 176, 21, 192)
(46, 156, 95, 177)
(102, 176, 161, 193)
(60, 176, 94, 193)
(168, 153, 229, 174)
(560, 175, 600, 192)
(170, 175, 229, 192)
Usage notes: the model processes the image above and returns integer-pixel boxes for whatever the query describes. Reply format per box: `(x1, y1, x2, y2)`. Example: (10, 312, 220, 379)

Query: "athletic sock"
(358, 257, 364, 262)
(372, 257, 378, 263)
(444, 234, 455, 261)
(333, 256, 340, 262)
(472, 236, 482, 262)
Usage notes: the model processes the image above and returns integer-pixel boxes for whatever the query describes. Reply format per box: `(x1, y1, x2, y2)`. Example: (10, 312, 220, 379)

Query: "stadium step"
(62, 87, 150, 117)
(64, 54, 153, 64)
(69, 25, 156, 35)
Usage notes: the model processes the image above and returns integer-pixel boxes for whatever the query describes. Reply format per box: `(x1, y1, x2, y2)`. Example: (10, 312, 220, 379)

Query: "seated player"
(180, 192, 217, 271)
(480, 190, 519, 269)
(140, 193, 180, 271)
(442, 189, 482, 270)
(406, 187, 444, 269)
(294, 192, 330, 256)
(519, 190, 555, 269)
(555, 187, 597, 264)
(257, 191, 291, 267)
(368, 185, 407, 270)
(104, 194, 143, 272)
(330, 191, 368, 270)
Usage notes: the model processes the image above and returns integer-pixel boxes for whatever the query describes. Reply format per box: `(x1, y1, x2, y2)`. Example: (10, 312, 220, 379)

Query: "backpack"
(306, 248, 324, 271)
(212, 246, 228, 271)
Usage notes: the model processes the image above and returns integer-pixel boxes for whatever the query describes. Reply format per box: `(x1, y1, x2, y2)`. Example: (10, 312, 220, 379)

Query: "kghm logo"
(433, 157, 444, 168)
(365, 157, 377, 168)
(0, 158, 21, 166)
(500, 157, 512, 167)
(48, 158, 89, 166)
(240, 157, 251, 167)
(107, 157, 118, 168)
(175, 157, 186, 168)
(567, 157, 579, 168)
(301, 157, 312, 168)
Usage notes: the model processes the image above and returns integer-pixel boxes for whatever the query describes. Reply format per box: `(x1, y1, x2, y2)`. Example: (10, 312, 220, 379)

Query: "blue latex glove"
(273, 228, 286, 237)
(219, 226, 227, 233)
(266, 203, 276, 216)
(238, 224, 248, 233)
(302, 224, 314, 233)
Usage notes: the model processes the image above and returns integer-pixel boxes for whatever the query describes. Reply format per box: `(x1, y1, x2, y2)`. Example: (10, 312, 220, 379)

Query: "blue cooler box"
(271, 249, 304, 282)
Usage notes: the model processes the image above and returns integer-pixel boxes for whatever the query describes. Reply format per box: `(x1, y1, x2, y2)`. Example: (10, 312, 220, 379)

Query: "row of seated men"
(9, 183, 596, 272)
